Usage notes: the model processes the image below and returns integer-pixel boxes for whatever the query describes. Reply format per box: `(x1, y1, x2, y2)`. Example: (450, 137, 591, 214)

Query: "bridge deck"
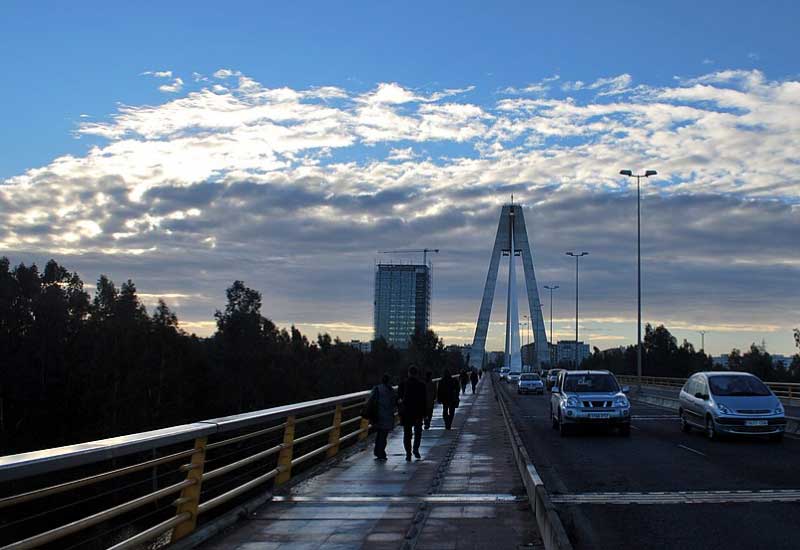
(199, 378, 541, 549)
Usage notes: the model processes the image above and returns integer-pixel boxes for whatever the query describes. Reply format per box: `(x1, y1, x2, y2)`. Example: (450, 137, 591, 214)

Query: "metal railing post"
(326, 404, 343, 458)
(275, 415, 296, 486)
(171, 436, 207, 541)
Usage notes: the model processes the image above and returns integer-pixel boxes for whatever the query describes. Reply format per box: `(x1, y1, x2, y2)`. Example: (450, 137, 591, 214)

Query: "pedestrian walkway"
(199, 378, 541, 549)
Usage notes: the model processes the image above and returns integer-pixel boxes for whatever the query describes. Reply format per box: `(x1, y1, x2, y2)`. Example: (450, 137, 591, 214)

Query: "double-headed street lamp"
(620, 169, 657, 387)
(543, 285, 559, 362)
(565, 252, 588, 368)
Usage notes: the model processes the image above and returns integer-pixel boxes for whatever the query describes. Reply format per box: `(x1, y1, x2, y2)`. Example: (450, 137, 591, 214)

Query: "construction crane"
(379, 248, 440, 264)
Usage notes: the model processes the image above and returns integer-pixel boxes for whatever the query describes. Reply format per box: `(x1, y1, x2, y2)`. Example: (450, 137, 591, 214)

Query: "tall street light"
(620, 169, 657, 388)
(523, 315, 531, 366)
(698, 330, 706, 354)
(544, 285, 559, 364)
(565, 252, 588, 368)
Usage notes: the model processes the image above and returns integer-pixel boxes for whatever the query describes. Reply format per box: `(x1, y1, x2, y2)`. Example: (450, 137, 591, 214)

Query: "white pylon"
(505, 211, 523, 373)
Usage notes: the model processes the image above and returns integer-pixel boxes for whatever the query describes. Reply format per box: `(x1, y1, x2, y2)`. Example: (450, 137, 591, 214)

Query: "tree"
(408, 329, 446, 375)
(738, 343, 774, 380)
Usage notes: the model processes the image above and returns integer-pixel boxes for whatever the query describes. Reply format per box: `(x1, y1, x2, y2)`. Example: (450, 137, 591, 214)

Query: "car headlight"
(716, 403, 731, 414)
(613, 395, 629, 408)
(566, 396, 579, 408)
(775, 404, 784, 415)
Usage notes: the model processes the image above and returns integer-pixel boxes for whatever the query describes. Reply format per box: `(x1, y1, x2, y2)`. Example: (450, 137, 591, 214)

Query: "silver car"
(517, 373, 544, 395)
(550, 370, 631, 436)
(678, 372, 786, 441)
(508, 372, 521, 384)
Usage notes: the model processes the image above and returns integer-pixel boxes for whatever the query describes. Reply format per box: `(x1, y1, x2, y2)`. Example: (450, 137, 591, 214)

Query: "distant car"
(499, 368, 510, 381)
(550, 370, 631, 436)
(546, 369, 562, 391)
(678, 372, 786, 441)
(518, 373, 544, 395)
(508, 372, 521, 384)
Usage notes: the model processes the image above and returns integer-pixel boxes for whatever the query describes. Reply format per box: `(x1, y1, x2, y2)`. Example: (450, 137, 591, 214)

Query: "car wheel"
(619, 424, 631, 437)
(679, 410, 691, 433)
(705, 415, 717, 440)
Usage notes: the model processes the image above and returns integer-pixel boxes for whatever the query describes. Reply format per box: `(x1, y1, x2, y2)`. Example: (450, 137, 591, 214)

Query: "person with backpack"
(398, 365, 427, 461)
(437, 368, 460, 430)
(365, 373, 397, 461)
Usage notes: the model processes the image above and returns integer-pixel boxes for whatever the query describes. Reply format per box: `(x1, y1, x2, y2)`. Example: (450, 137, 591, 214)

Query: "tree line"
(582, 323, 800, 381)
(0, 257, 466, 455)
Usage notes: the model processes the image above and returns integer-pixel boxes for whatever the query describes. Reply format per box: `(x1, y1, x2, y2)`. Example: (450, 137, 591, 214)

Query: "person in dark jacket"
(459, 370, 469, 394)
(470, 369, 479, 393)
(423, 371, 436, 429)
(398, 365, 427, 460)
(368, 374, 397, 460)
(437, 368, 460, 429)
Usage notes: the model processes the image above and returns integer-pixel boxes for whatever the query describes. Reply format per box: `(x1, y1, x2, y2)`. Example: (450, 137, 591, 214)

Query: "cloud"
(502, 75, 560, 96)
(158, 77, 184, 93)
(561, 74, 632, 95)
(142, 70, 184, 93)
(213, 68, 242, 79)
(3, 68, 800, 352)
(142, 70, 173, 78)
(387, 147, 418, 161)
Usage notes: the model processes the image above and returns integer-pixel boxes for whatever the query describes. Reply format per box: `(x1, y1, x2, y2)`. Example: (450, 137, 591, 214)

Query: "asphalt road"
(498, 379, 800, 550)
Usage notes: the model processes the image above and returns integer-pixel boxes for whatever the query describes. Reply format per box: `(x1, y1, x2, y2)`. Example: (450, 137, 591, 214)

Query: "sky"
(1, 1, 799, 355)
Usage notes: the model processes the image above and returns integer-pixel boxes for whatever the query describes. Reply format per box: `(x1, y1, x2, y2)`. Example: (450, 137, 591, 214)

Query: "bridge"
(1, 374, 798, 550)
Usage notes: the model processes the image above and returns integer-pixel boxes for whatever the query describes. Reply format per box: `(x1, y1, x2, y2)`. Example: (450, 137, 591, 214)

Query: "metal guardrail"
(0, 388, 375, 550)
(617, 375, 800, 401)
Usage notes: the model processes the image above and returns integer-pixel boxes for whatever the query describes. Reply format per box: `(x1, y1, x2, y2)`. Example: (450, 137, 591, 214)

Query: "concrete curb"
(492, 377, 574, 550)
(630, 389, 800, 437)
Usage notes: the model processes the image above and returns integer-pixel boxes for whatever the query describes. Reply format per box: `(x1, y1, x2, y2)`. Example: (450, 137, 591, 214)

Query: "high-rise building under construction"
(373, 263, 431, 348)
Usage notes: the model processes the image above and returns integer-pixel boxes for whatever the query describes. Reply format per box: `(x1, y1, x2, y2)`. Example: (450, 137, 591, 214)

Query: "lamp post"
(565, 252, 588, 368)
(543, 285, 559, 348)
(698, 330, 706, 354)
(523, 315, 531, 366)
(619, 169, 657, 388)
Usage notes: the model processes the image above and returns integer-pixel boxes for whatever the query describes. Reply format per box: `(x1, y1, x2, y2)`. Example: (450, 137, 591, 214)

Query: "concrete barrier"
(631, 387, 800, 437)
(492, 377, 574, 550)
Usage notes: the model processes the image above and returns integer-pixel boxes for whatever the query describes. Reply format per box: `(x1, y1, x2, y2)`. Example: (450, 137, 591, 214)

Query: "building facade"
(374, 263, 431, 349)
(556, 340, 591, 366)
(348, 340, 372, 353)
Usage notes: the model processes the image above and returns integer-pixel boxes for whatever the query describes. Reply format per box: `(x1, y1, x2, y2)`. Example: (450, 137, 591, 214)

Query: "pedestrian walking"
(423, 371, 436, 430)
(470, 369, 479, 393)
(459, 370, 469, 394)
(437, 368, 460, 430)
(398, 365, 427, 461)
(364, 374, 397, 461)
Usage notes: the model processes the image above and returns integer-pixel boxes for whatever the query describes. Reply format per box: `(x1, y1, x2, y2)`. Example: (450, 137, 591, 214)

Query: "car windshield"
(708, 375, 771, 397)
(520, 374, 540, 381)
(563, 374, 619, 393)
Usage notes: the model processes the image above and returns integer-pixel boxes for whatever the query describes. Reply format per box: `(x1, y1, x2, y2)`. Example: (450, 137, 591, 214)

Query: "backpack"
(362, 388, 378, 421)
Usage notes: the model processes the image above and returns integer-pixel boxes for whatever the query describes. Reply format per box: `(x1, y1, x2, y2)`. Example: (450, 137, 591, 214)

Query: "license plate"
(588, 412, 610, 419)
(745, 420, 768, 426)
